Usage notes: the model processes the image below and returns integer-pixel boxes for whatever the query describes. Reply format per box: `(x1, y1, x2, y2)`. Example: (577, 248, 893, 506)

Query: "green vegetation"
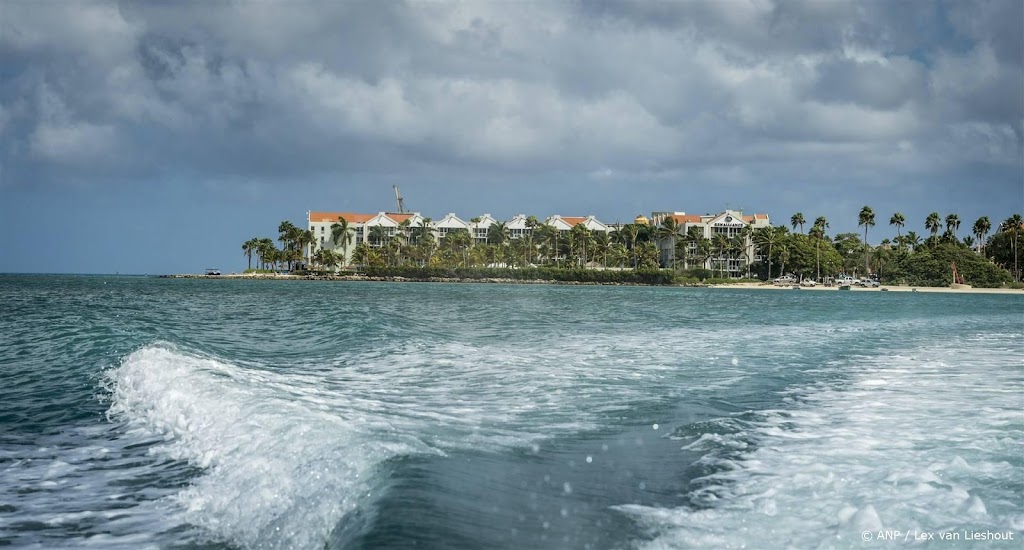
(361, 266, 679, 285)
(241, 209, 1022, 288)
(882, 243, 1012, 288)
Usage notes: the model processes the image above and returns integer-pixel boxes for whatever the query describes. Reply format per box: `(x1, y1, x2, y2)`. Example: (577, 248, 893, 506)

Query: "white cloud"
(30, 122, 116, 162)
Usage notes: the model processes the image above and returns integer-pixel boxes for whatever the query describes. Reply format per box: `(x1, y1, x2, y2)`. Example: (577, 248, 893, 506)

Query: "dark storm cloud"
(0, 0, 1020, 192)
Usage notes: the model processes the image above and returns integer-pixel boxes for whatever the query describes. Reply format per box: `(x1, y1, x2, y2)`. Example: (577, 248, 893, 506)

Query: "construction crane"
(393, 185, 406, 213)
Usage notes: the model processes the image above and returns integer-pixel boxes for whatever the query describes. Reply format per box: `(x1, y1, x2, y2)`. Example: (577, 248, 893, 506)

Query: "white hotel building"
(307, 209, 768, 274)
(307, 211, 613, 266)
(650, 209, 771, 276)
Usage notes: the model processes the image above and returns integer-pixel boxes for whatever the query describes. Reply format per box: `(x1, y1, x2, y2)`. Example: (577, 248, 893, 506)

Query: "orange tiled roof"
(309, 211, 376, 223)
(561, 216, 587, 227)
(386, 213, 414, 223)
(670, 214, 703, 224)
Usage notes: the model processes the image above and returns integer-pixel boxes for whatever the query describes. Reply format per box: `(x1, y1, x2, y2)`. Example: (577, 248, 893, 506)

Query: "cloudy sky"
(1, 0, 1021, 273)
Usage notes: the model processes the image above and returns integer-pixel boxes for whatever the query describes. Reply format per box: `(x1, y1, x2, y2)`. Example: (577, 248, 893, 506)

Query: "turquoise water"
(1, 275, 1021, 549)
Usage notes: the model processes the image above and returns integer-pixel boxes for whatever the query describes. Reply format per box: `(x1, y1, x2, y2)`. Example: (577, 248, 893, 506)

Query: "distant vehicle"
(835, 275, 857, 287)
(856, 278, 879, 288)
(773, 275, 797, 286)
(205, 268, 221, 276)
(801, 279, 817, 287)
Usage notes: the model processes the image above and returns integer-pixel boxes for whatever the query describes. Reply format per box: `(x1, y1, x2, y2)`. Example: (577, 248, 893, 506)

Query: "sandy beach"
(707, 282, 1024, 295)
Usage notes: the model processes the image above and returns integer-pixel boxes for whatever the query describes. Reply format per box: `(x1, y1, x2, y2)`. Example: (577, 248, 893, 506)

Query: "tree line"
(241, 210, 1023, 287)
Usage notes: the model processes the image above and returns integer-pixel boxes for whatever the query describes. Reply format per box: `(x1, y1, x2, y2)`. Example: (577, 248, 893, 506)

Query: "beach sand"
(707, 282, 1024, 295)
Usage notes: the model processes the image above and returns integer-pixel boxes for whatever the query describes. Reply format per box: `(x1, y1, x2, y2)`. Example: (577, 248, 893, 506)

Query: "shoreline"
(160, 273, 1024, 294)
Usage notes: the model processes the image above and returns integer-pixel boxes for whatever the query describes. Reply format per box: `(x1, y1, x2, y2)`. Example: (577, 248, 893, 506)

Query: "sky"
(1, 0, 1021, 274)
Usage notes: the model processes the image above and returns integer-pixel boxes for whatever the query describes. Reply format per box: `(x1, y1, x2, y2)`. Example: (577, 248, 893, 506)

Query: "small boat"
(838, 285, 852, 291)
(205, 268, 222, 276)
(792, 285, 801, 290)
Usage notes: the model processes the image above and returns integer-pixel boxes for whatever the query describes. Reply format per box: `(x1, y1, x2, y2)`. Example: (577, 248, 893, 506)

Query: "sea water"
(0, 275, 1021, 549)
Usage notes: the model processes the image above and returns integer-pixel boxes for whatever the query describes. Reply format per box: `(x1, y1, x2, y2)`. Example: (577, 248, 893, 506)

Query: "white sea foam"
(100, 330, 742, 549)
(105, 344, 434, 549)
(616, 332, 1024, 549)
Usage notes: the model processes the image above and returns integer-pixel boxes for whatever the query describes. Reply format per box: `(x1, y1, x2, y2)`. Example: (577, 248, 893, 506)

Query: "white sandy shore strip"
(707, 282, 1024, 295)
(164, 272, 1023, 294)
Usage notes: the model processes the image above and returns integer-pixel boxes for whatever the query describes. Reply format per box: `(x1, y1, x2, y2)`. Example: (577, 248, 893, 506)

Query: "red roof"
(308, 212, 375, 223)
(386, 213, 414, 224)
(670, 214, 703, 224)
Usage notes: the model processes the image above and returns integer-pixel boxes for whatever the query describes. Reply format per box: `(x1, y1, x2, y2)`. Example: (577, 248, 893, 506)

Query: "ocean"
(1, 275, 1021, 549)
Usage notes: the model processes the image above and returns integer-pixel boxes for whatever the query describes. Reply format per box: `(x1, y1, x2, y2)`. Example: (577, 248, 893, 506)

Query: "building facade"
(307, 211, 615, 267)
(650, 210, 771, 277)
(307, 209, 767, 273)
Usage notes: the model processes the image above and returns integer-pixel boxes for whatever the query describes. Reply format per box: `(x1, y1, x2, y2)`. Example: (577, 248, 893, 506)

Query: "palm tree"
(973, 216, 991, 256)
(525, 215, 540, 265)
(889, 212, 905, 239)
(277, 221, 297, 270)
(242, 238, 258, 270)
(593, 231, 610, 267)
(809, 222, 825, 282)
(368, 225, 389, 248)
(945, 214, 960, 241)
(569, 223, 593, 266)
(754, 226, 783, 280)
(904, 231, 921, 252)
(790, 213, 805, 234)
(1001, 214, 1023, 281)
(608, 243, 628, 268)
(712, 233, 729, 278)
(695, 237, 713, 274)
(636, 242, 660, 269)
(730, 234, 750, 278)
(683, 226, 704, 270)
(656, 217, 680, 269)
(486, 221, 508, 266)
(256, 238, 275, 270)
(777, 244, 790, 280)
(535, 224, 558, 266)
(330, 217, 353, 266)
(624, 224, 640, 267)
(858, 206, 875, 275)
(352, 243, 373, 268)
(925, 212, 942, 243)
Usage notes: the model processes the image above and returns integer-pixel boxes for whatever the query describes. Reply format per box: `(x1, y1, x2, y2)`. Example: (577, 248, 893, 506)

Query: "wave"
(105, 343, 438, 549)
(614, 332, 1024, 548)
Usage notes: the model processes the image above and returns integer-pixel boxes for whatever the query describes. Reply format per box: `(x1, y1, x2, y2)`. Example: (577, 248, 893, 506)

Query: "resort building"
(469, 214, 499, 244)
(307, 210, 614, 267)
(544, 215, 611, 234)
(650, 210, 771, 277)
(307, 209, 766, 273)
(433, 213, 471, 240)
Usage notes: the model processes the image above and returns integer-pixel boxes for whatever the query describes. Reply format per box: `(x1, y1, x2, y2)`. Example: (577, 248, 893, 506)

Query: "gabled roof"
(309, 211, 375, 223)
(470, 214, 498, 227)
(435, 213, 469, 228)
(561, 216, 587, 227)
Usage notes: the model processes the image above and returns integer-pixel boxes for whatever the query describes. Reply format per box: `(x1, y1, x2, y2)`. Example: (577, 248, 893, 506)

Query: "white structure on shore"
(307, 211, 615, 266)
(650, 210, 771, 277)
(307, 209, 769, 274)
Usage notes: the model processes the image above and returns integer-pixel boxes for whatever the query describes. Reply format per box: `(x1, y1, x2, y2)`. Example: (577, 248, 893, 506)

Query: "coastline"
(160, 273, 1024, 294)
(705, 281, 1024, 295)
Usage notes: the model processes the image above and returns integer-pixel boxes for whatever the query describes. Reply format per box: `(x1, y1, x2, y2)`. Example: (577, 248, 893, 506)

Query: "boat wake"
(105, 343, 435, 549)
(615, 332, 1024, 548)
